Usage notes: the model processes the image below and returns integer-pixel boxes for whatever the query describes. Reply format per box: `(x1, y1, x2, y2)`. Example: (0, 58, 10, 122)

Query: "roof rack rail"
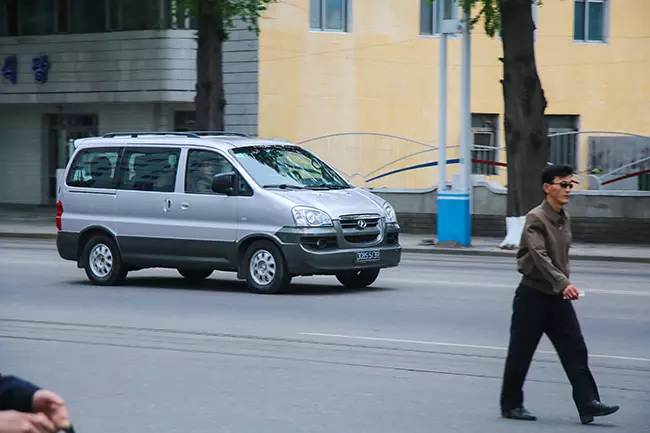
(189, 131, 250, 137)
(102, 132, 201, 138)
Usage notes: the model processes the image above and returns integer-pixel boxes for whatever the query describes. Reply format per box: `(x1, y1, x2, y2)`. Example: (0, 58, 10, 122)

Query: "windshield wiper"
(262, 184, 306, 190)
(307, 184, 350, 190)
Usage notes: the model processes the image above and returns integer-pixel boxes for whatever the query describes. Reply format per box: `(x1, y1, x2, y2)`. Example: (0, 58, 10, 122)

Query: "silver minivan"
(56, 132, 401, 293)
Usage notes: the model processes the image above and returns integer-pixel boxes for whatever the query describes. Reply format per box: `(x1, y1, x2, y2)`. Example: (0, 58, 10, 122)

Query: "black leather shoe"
(580, 400, 620, 424)
(501, 407, 537, 421)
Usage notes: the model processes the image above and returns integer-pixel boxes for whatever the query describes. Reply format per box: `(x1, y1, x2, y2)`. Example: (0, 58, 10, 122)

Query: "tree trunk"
(500, 0, 548, 217)
(196, 0, 225, 130)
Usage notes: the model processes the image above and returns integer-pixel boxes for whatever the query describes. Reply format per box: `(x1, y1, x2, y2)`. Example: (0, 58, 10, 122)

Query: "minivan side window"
(117, 148, 180, 192)
(66, 148, 120, 188)
(185, 150, 236, 194)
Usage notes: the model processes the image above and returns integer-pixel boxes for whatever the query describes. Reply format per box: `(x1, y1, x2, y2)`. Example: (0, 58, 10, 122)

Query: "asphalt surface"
(1, 238, 649, 433)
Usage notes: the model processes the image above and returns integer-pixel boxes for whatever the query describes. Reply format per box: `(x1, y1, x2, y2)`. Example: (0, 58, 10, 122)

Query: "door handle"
(163, 198, 172, 212)
(180, 202, 190, 210)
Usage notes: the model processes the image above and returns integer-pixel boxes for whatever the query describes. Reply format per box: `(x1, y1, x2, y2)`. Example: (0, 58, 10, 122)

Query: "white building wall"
(0, 106, 43, 204)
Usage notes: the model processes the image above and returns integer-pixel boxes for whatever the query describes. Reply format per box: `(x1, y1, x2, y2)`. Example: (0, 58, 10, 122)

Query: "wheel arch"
(77, 226, 121, 267)
(236, 234, 284, 279)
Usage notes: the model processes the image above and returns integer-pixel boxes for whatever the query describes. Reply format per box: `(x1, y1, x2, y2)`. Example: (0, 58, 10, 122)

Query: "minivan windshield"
(231, 146, 351, 190)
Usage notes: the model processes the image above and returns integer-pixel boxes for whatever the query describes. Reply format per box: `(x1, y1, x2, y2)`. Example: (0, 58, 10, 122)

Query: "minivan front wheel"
(82, 234, 127, 285)
(336, 268, 380, 289)
(243, 240, 291, 294)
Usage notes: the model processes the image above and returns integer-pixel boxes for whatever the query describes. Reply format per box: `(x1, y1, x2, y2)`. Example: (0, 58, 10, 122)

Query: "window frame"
(573, 0, 609, 44)
(470, 114, 499, 176)
(65, 147, 122, 189)
(309, 0, 351, 33)
(185, 149, 233, 195)
(184, 148, 253, 197)
(419, 0, 458, 37)
(116, 146, 181, 193)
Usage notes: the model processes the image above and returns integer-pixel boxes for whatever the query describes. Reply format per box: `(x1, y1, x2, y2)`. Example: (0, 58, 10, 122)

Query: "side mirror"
(212, 172, 236, 195)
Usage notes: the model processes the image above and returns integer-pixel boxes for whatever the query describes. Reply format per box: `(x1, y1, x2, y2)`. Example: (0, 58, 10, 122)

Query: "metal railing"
(298, 131, 650, 191)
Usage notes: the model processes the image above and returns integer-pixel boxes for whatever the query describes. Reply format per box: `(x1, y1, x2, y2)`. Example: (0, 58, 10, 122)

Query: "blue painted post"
(437, 191, 471, 245)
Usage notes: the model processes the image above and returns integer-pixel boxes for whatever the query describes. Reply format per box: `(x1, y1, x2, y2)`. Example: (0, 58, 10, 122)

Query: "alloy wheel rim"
(250, 249, 276, 286)
(89, 243, 113, 278)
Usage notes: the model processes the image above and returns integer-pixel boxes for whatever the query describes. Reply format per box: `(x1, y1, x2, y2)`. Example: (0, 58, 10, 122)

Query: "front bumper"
(276, 222, 401, 276)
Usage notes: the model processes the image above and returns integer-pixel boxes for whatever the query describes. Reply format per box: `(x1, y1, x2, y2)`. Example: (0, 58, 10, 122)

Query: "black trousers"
(500, 284, 600, 415)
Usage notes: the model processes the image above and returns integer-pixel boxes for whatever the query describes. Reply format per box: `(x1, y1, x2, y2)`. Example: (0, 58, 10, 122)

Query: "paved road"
(1, 239, 648, 433)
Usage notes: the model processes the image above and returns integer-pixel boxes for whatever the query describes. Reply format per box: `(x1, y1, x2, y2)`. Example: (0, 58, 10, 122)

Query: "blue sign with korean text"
(2, 55, 17, 84)
(32, 55, 50, 83)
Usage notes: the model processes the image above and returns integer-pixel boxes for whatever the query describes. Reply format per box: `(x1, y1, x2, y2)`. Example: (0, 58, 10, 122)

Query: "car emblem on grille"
(357, 219, 367, 229)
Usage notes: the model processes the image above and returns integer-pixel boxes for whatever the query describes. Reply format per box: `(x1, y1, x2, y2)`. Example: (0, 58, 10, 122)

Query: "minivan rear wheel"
(178, 268, 213, 281)
(243, 240, 291, 294)
(82, 234, 127, 285)
(335, 268, 380, 289)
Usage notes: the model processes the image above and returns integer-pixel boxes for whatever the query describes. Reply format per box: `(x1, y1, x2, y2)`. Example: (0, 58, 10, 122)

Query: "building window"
(639, 174, 650, 191)
(0, 0, 191, 36)
(107, 0, 160, 31)
(574, 0, 607, 42)
(70, 0, 106, 33)
(547, 115, 579, 167)
(471, 114, 498, 175)
(167, 0, 195, 29)
(174, 111, 197, 132)
(420, 0, 457, 35)
(310, 0, 349, 32)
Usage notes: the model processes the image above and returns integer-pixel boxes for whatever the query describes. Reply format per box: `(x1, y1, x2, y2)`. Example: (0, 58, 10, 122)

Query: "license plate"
(356, 250, 380, 263)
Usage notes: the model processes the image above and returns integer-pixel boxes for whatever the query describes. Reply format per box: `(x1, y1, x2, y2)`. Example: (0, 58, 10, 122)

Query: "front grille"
(344, 233, 380, 244)
(339, 214, 380, 229)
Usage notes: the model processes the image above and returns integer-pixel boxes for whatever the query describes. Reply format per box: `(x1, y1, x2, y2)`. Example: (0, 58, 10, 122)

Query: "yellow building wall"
(258, 0, 650, 189)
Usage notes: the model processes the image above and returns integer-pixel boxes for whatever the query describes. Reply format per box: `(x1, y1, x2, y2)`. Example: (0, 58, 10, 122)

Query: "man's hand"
(0, 410, 57, 433)
(562, 284, 581, 300)
(31, 390, 70, 431)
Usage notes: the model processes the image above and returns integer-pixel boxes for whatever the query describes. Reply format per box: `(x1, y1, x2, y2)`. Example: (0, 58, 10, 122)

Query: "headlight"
(292, 206, 333, 227)
(383, 202, 397, 223)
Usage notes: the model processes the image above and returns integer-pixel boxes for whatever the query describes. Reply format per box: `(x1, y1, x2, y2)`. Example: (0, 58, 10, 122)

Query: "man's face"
(543, 175, 574, 207)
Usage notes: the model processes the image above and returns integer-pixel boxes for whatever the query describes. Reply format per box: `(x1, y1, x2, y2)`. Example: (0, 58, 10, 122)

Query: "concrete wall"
(374, 182, 650, 243)
(0, 26, 259, 134)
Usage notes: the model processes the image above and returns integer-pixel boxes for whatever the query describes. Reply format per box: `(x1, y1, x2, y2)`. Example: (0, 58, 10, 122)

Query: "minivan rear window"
(66, 148, 120, 188)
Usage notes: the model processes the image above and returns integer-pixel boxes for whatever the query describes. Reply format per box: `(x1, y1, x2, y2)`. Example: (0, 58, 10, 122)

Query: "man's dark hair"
(542, 164, 574, 184)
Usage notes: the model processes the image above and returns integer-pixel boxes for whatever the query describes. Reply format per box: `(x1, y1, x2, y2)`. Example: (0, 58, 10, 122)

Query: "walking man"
(500, 165, 620, 424)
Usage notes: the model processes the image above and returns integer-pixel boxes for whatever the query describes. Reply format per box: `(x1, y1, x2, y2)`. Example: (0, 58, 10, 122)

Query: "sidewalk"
(0, 205, 648, 263)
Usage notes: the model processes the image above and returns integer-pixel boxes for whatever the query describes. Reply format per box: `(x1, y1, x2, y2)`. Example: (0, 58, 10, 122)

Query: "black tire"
(243, 240, 291, 294)
(335, 268, 380, 289)
(178, 268, 213, 281)
(82, 234, 127, 285)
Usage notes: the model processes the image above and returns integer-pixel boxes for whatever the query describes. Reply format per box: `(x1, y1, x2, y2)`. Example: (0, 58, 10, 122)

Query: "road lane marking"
(299, 332, 650, 363)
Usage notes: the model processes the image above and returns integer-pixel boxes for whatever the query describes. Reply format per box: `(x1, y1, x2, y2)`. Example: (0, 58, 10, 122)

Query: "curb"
(401, 247, 650, 264)
(0, 232, 57, 240)
(1, 232, 648, 264)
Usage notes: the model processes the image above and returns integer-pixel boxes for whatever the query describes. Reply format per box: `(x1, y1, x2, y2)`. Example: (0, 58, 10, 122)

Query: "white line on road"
(299, 332, 650, 363)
